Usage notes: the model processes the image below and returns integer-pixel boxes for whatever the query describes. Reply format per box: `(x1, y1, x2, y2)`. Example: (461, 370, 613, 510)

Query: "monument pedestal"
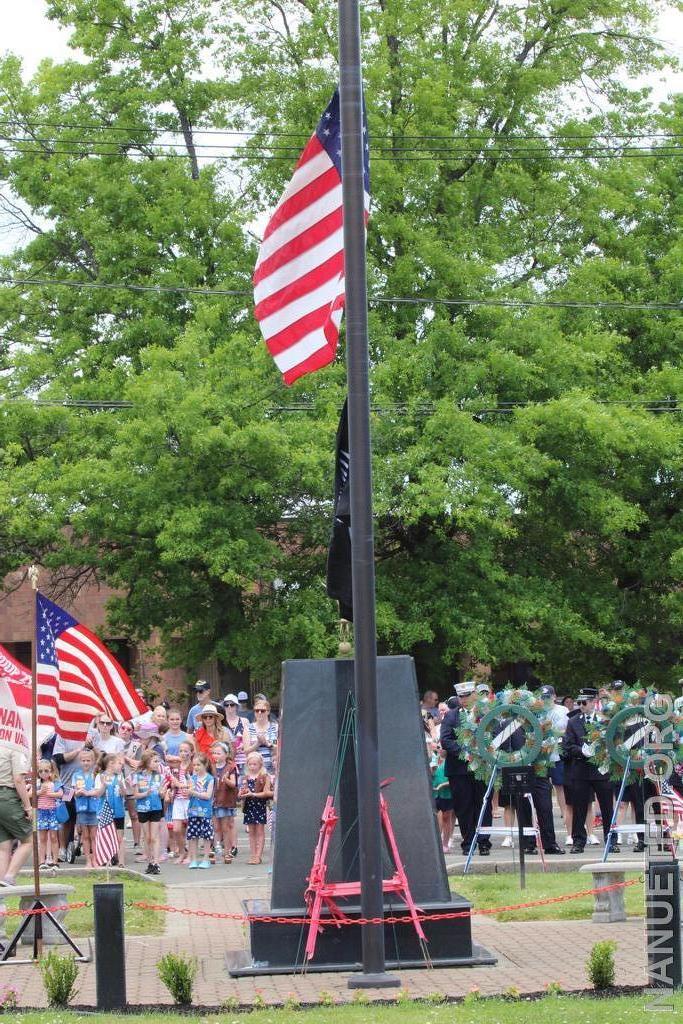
(229, 656, 495, 976)
(229, 898, 495, 975)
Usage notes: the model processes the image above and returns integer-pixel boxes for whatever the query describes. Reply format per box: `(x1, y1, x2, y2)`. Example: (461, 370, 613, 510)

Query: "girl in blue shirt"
(72, 748, 99, 868)
(132, 750, 167, 875)
(187, 755, 215, 869)
(95, 753, 130, 867)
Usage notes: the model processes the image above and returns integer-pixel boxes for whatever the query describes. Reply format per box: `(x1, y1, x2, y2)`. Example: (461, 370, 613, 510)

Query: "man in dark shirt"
(440, 681, 492, 856)
(563, 687, 615, 853)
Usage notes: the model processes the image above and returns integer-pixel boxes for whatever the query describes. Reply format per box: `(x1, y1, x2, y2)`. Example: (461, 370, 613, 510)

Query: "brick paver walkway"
(4, 880, 647, 1008)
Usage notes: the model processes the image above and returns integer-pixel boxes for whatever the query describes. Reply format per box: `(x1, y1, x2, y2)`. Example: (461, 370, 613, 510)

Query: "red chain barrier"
(0, 878, 642, 923)
(128, 877, 643, 926)
(0, 902, 89, 918)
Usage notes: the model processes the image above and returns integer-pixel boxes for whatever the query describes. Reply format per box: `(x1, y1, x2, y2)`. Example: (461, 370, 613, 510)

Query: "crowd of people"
(2, 671, 681, 888)
(12, 683, 280, 881)
(426, 680, 683, 858)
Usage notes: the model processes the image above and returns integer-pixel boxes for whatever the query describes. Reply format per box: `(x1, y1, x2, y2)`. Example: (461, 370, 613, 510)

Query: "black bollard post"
(94, 884, 127, 1009)
(646, 861, 682, 991)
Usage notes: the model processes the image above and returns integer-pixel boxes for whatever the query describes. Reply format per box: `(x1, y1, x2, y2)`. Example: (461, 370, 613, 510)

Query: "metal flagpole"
(338, 0, 398, 989)
(27, 566, 42, 956)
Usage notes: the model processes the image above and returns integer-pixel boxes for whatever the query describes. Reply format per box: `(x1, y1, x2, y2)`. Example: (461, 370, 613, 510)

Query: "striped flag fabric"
(253, 88, 370, 385)
(661, 780, 683, 821)
(0, 643, 32, 710)
(36, 593, 147, 741)
(94, 796, 119, 867)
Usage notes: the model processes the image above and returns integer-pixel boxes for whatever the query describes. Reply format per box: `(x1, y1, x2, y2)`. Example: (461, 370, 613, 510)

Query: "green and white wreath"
(586, 687, 683, 782)
(456, 686, 561, 785)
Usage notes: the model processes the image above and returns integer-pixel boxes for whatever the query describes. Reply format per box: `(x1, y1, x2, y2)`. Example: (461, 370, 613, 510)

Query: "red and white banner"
(0, 643, 31, 755)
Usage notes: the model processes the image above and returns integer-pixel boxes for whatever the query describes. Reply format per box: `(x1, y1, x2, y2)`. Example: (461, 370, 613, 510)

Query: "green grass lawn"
(5, 871, 165, 937)
(453, 870, 644, 921)
(10, 994, 683, 1023)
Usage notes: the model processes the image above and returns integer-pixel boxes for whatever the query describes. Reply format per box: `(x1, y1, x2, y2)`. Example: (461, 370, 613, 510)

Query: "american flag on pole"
(253, 88, 370, 385)
(36, 593, 147, 741)
(94, 795, 119, 867)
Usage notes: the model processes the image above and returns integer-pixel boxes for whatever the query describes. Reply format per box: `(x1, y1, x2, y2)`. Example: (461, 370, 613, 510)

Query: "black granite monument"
(229, 655, 495, 975)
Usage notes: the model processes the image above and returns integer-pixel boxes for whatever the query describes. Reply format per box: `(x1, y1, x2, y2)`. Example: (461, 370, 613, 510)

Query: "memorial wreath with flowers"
(456, 686, 561, 786)
(586, 686, 683, 783)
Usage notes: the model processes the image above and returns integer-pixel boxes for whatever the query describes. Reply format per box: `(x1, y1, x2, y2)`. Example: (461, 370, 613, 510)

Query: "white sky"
(2, 0, 683, 90)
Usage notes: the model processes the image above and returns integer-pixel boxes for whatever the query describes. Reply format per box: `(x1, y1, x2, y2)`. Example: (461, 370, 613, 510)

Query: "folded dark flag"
(326, 398, 353, 620)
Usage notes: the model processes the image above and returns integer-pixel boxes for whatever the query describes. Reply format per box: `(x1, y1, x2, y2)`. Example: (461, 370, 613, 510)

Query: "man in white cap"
(440, 681, 492, 856)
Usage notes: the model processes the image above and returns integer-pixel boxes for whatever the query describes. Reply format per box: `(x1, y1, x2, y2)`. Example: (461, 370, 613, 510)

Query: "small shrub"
(463, 986, 482, 1006)
(39, 951, 79, 1008)
(545, 980, 563, 997)
(423, 991, 447, 1004)
(395, 988, 412, 1004)
(587, 940, 617, 990)
(352, 989, 369, 1005)
(252, 992, 266, 1010)
(157, 952, 197, 1006)
(504, 985, 521, 1000)
(284, 994, 301, 1010)
(220, 995, 239, 1012)
(318, 989, 335, 1006)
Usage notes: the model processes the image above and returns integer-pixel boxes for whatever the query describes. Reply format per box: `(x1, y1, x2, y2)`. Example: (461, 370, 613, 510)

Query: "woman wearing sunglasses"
(193, 705, 230, 757)
(244, 698, 278, 774)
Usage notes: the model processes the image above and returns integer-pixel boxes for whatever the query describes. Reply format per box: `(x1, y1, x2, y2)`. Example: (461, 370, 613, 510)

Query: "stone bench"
(579, 861, 636, 923)
(0, 883, 76, 945)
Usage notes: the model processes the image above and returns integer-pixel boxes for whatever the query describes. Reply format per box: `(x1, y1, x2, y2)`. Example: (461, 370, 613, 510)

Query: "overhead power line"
(0, 275, 680, 312)
(1, 395, 680, 415)
(0, 116, 681, 144)
(2, 141, 682, 163)
(3, 131, 682, 157)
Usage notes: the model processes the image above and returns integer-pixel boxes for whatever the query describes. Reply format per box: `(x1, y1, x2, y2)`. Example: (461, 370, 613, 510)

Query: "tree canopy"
(1, 0, 682, 691)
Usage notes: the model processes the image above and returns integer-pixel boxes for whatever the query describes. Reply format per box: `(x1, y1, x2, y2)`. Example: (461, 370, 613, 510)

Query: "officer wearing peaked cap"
(440, 681, 492, 856)
(562, 687, 615, 853)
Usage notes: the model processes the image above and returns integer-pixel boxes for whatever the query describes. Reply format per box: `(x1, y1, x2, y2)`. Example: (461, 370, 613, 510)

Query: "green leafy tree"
(1, 0, 682, 689)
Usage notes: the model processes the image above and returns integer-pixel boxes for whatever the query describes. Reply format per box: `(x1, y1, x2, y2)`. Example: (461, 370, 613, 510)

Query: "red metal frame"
(303, 783, 426, 962)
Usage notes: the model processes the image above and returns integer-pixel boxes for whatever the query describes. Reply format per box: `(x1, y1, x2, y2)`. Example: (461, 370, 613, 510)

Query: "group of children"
(34, 740, 274, 875)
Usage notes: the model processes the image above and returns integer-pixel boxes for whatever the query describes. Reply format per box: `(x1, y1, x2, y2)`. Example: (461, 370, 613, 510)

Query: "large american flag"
(94, 796, 119, 867)
(36, 593, 146, 741)
(253, 88, 370, 385)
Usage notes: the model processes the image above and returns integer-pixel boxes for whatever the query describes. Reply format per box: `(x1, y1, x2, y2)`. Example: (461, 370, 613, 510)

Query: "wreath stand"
(463, 765, 546, 885)
(599, 703, 682, 861)
(603, 755, 647, 861)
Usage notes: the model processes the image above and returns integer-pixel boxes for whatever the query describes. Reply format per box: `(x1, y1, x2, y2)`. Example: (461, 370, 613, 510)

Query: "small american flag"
(36, 593, 147, 741)
(253, 88, 370, 385)
(661, 780, 683, 821)
(94, 796, 119, 867)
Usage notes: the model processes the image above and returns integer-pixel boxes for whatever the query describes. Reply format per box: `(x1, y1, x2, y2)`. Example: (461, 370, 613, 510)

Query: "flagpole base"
(347, 972, 401, 989)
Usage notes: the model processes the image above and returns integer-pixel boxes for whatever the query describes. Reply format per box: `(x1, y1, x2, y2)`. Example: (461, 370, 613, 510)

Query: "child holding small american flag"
(94, 754, 130, 867)
(168, 741, 194, 863)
